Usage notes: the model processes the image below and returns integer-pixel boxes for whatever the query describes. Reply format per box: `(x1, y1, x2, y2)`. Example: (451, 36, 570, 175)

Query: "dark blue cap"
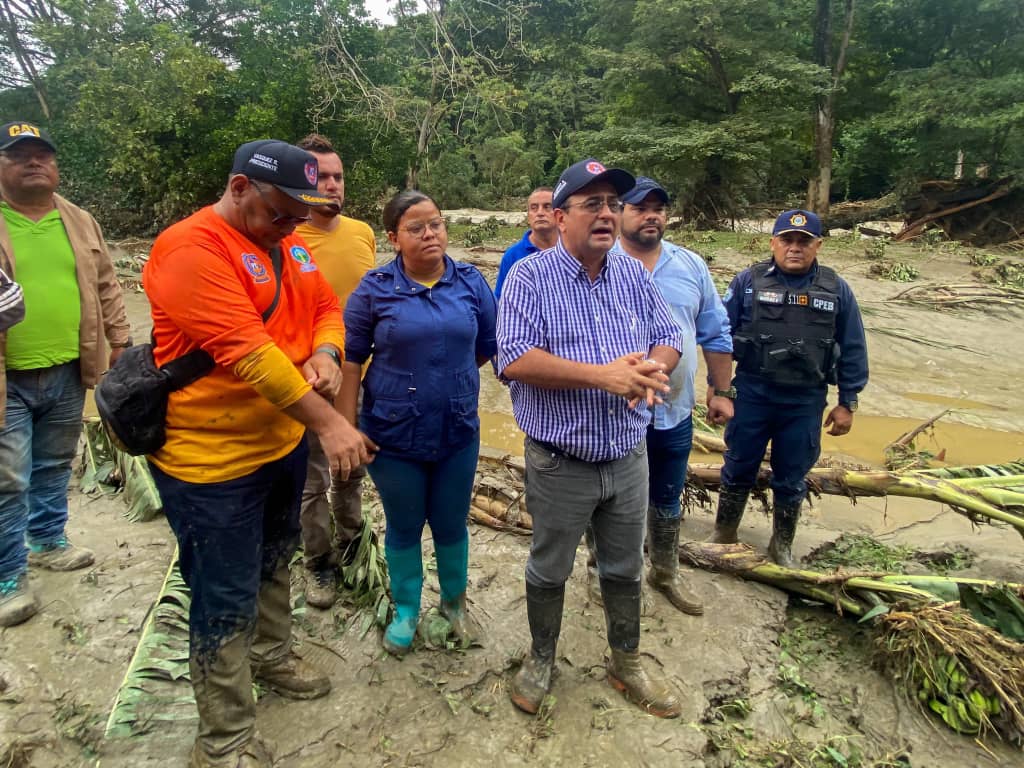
(772, 209, 822, 238)
(1, 121, 56, 152)
(552, 158, 635, 209)
(231, 139, 331, 206)
(622, 176, 669, 206)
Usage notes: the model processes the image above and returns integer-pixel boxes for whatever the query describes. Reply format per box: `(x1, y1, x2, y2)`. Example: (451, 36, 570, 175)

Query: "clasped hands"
(601, 352, 670, 409)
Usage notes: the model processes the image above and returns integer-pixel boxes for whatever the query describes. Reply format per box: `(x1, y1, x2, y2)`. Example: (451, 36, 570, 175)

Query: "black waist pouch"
(95, 344, 214, 456)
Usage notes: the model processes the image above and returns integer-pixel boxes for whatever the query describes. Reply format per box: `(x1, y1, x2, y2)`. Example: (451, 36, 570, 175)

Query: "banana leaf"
(959, 584, 1024, 642)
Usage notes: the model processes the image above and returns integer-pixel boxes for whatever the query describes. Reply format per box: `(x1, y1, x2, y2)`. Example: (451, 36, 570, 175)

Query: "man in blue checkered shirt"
(496, 158, 685, 719)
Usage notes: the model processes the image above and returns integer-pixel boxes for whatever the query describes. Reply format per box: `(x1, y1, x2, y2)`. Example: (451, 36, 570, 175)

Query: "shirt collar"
(391, 253, 455, 293)
(554, 238, 609, 282)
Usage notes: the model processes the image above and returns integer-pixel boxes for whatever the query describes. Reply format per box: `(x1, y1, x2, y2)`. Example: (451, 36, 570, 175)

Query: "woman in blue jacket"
(339, 190, 497, 656)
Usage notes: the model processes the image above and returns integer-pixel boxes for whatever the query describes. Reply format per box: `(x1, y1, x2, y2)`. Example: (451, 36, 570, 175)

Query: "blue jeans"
(721, 395, 824, 507)
(0, 361, 85, 582)
(524, 438, 649, 588)
(367, 436, 479, 550)
(148, 441, 308, 662)
(646, 416, 693, 519)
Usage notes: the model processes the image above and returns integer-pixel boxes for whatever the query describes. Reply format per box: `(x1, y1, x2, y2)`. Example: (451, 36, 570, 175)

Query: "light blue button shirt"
(612, 239, 732, 429)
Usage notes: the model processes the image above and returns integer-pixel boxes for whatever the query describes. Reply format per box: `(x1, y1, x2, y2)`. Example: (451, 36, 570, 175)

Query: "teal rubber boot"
(435, 534, 481, 647)
(383, 545, 423, 657)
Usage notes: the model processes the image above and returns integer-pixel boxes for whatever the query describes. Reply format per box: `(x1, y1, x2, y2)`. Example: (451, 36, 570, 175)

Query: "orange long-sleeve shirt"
(143, 206, 343, 483)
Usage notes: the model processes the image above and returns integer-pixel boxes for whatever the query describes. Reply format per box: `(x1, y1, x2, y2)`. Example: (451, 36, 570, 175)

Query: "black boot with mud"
(707, 485, 750, 544)
(601, 577, 681, 718)
(510, 582, 564, 714)
(767, 500, 801, 568)
(646, 511, 704, 615)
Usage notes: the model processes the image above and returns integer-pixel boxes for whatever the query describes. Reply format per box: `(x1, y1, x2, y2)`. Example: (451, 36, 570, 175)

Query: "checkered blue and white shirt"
(496, 240, 684, 462)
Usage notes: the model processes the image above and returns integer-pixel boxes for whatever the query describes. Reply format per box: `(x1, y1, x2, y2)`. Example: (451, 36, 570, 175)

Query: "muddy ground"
(2, 231, 1023, 767)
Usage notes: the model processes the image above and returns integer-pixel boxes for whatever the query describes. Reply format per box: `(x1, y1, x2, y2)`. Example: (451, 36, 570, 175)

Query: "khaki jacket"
(0, 193, 131, 425)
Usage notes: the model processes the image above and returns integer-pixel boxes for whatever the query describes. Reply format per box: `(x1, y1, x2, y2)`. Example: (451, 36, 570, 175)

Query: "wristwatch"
(713, 387, 737, 400)
(316, 346, 341, 367)
(110, 337, 133, 349)
(840, 397, 859, 412)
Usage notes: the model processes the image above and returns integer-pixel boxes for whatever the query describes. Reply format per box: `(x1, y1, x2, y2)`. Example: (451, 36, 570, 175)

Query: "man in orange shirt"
(143, 140, 375, 768)
(294, 134, 376, 609)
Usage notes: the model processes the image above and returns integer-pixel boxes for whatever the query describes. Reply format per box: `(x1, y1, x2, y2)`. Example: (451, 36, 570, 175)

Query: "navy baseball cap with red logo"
(231, 139, 331, 206)
(552, 157, 635, 209)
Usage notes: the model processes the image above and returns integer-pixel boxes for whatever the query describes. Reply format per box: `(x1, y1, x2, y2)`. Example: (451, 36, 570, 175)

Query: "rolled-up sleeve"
(473, 272, 498, 358)
(343, 279, 374, 365)
(645, 275, 684, 352)
(694, 266, 732, 353)
(496, 261, 543, 374)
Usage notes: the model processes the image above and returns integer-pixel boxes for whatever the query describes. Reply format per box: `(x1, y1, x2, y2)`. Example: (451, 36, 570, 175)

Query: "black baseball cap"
(0, 121, 57, 152)
(231, 139, 331, 206)
(622, 176, 670, 206)
(552, 158, 635, 209)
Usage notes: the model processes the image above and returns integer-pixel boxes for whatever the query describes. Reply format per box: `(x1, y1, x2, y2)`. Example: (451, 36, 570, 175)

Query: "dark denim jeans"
(0, 361, 85, 582)
(148, 441, 308, 661)
(367, 435, 479, 550)
(646, 415, 693, 518)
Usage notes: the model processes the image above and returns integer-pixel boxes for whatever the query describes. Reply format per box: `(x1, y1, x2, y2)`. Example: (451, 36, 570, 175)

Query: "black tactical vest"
(732, 262, 840, 387)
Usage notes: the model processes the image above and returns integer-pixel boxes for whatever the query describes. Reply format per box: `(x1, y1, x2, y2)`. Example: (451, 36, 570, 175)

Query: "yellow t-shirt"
(296, 216, 376, 334)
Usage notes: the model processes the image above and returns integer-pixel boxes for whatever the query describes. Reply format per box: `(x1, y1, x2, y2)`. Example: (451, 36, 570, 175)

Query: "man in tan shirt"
(295, 134, 376, 608)
(0, 121, 131, 627)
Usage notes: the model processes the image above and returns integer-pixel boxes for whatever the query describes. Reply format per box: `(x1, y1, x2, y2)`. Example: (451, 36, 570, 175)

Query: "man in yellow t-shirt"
(295, 134, 376, 609)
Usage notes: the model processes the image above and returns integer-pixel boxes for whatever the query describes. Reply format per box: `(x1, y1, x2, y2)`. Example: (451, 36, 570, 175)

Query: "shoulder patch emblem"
(290, 245, 318, 272)
(242, 253, 270, 284)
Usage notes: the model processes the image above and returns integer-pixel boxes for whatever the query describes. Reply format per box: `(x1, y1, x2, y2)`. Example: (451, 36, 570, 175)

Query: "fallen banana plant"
(105, 551, 194, 737)
(687, 461, 1024, 538)
(339, 510, 391, 634)
(680, 542, 1024, 746)
(81, 417, 163, 522)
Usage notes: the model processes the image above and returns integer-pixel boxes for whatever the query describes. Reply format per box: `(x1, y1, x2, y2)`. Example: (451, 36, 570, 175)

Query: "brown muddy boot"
(510, 582, 564, 715)
(189, 732, 273, 768)
(601, 577, 681, 719)
(706, 486, 750, 544)
(27, 536, 94, 571)
(303, 565, 337, 610)
(767, 500, 801, 568)
(189, 628, 271, 767)
(251, 560, 330, 700)
(646, 509, 703, 616)
(584, 525, 603, 606)
(0, 574, 39, 627)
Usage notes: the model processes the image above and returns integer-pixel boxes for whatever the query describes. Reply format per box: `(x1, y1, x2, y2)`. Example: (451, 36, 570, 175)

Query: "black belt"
(531, 438, 584, 462)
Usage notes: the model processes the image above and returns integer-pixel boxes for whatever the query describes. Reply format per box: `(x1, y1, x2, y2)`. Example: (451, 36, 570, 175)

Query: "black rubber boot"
(707, 485, 751, 544)
(510, 582, 564, 714)
(767, 500, 801, 568)
(647, 510, 704, 615)
(600, 578, 681, 718)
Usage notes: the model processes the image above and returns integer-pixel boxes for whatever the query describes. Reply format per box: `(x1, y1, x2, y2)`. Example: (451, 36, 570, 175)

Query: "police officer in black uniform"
(709, 210, 868, 566)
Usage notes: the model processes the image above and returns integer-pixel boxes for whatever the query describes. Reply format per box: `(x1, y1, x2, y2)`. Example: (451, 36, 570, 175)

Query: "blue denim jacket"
(344, 254, 498, 460)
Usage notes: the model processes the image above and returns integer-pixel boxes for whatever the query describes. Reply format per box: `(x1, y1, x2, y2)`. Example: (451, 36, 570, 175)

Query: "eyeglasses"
(562, 196, 624, 214)
(250, 181, 312, 227)
(400, 218, 446, 238)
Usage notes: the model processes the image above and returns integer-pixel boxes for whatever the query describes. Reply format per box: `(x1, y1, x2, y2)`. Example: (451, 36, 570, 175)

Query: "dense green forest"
(1, 0, 1022, 235)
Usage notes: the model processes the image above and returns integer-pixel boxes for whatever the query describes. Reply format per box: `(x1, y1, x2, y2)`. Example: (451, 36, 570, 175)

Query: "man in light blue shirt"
(605, 176, 734, 615)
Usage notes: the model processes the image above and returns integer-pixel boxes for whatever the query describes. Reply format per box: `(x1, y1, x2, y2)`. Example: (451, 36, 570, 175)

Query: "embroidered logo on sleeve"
(242, 253, 270, 284)
(290, 245, 318, 272)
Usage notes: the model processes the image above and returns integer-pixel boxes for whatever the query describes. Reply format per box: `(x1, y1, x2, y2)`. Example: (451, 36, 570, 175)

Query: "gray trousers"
(523, 437, 648, 589)
(300, 429, 366, 569)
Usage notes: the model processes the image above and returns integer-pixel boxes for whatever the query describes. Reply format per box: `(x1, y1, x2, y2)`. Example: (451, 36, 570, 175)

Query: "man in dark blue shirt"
(710, 210, 868, 566)
(493, 187, 556, 298)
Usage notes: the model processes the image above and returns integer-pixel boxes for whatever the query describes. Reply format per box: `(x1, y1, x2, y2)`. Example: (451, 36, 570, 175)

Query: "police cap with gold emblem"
(772, 209, 822, 238)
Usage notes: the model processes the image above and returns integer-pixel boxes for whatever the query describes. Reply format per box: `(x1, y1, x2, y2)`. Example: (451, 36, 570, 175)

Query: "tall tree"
(807, 0, 856, 214)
